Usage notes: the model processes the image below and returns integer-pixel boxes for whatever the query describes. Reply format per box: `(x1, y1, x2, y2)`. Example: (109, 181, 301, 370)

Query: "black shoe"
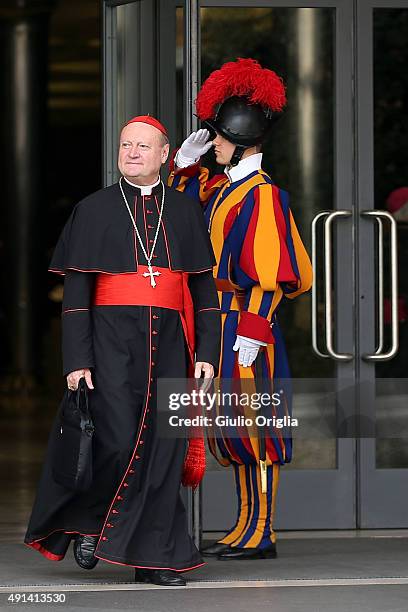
(73, 535, 99, 570)
(134, 568, 186, 586)
(218, 543, 277, 560)
(201, 542, 232, 557)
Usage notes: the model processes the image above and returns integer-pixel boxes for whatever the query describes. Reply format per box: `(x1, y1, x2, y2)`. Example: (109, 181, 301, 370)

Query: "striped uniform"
(169, 160, 312, 548)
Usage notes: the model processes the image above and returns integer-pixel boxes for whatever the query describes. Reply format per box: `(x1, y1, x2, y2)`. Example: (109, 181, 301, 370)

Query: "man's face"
(213, 132, 236, 166)
(118, 122, 170, 185)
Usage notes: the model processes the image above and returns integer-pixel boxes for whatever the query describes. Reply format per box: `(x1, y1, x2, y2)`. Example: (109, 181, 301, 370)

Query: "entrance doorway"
(103, 0, 408, 530)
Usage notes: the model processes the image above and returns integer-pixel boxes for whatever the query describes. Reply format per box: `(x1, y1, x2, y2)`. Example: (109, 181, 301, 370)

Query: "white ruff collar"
(224, 153, 263, 183)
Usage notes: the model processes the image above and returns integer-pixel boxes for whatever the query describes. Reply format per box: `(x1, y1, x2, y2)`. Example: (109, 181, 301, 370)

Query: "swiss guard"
(169, 58, 313, 559)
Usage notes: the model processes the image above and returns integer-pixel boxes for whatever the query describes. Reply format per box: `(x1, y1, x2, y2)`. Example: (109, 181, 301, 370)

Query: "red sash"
(93, 266, 195, 365)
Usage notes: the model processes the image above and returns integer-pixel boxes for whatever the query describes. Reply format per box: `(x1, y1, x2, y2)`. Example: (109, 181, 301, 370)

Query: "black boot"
(218, 543, 277, 560)
(201, 542, 232, 557)
(134, 568, 186, 586)
(73, 535, 99, 570)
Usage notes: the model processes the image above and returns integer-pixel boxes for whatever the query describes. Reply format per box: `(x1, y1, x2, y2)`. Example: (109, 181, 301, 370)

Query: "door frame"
(102, 0, 180, 186)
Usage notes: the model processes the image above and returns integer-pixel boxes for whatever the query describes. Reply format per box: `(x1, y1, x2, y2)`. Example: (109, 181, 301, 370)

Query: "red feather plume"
(196, 58, 287, 120)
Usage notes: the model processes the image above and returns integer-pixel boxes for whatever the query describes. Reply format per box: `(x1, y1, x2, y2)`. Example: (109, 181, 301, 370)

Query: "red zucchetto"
(125, 115, 168, 137)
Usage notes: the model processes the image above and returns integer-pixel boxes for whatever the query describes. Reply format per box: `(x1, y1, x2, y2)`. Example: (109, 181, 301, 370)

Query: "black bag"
(52, 377, 95, 492)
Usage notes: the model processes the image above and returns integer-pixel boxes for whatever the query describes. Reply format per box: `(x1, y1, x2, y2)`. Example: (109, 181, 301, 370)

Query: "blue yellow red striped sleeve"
(275, 188, 313, 299)
(168, 150, 226, 206)
(230, 184, 312, 342)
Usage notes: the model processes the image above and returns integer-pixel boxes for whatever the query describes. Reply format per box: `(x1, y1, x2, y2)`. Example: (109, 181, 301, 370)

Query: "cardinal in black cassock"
(24, 116, 221, 586)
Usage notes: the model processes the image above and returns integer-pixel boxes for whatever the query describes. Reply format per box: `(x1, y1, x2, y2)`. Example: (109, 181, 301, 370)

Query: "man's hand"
(176, 129, 213, 167)
(233, 335, 267, 367)
(66, 368, 94, 391)
(194, 361, 214, 393)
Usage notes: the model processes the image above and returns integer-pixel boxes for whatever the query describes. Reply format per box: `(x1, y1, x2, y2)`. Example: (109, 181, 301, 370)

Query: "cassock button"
(123, 482, 129, 488)
(102, 537, 108, 541)
(151, 361, 155, 366)
(148, 225, 154, 229)
(107, 523, 114, 528)
(146, 210, 153, 214)
(152, 346, 157, 351)
(152, 254, 158, 258)
(135, 455, 141, 459)
(129, 469, 135, 474)
(112, 509, 119, 514)
(152, 315, 158, 320)
(149, 239, 153, 243)
(152, 330, 158, 335)
(139, 440, 144, 445)
(116, 495, 123, 501)
(143, 424, 147, 429)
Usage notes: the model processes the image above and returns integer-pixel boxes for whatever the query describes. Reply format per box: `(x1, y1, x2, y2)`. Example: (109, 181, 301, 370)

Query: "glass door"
(357, 0, 408, 527)
(194, 0, 356, 530)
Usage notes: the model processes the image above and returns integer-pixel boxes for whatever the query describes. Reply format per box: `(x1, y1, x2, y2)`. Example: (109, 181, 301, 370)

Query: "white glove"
(176, 129, 213, 167)
(233, 335, 267, 368)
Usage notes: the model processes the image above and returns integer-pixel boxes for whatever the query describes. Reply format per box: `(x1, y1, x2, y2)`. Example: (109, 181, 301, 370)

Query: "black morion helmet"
(204, 97, 282, 166)
(196, 59, 287, 167)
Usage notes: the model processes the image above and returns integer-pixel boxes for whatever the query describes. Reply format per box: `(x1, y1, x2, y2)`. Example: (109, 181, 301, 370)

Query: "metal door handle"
(374, 217, 384, 355)
(311, 211, 331, 358)
(361, 210, 399, 361)
(324, 211, 353, 361)
(311, 210, 353, 361)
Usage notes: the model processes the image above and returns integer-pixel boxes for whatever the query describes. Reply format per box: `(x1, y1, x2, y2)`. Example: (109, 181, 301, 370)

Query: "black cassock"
(24, 180, 220, 571)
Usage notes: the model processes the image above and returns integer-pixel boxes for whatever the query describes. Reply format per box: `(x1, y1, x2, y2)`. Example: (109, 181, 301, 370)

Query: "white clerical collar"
(124, 175, 161, 195)
(224, 153, 263, 183)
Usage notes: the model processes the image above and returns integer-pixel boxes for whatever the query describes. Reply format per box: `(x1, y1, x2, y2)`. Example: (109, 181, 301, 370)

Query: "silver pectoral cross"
(143, 264, 161, 288)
